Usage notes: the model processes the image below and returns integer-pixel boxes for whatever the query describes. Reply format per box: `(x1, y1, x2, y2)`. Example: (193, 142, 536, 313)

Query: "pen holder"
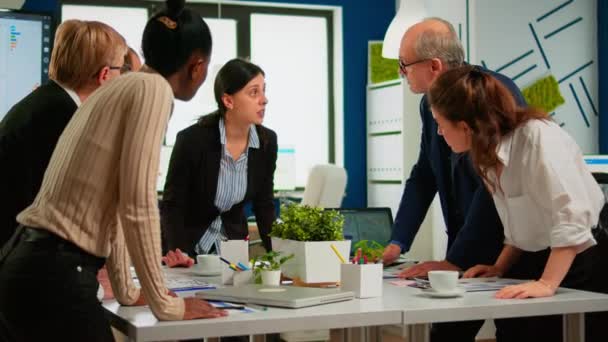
(340, 263, 383, 298)
(220, 240, 249, 285)
(233, 270, 253, 287)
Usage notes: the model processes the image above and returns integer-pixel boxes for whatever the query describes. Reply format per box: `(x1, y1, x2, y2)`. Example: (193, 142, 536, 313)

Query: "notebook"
(195, 284, 354, 308)
(326, 207, 394, 255)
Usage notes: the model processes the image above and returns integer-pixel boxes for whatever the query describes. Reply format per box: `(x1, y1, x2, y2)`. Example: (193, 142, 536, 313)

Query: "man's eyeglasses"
(108, 64, 132, 74)
(398, 58, 430, 73)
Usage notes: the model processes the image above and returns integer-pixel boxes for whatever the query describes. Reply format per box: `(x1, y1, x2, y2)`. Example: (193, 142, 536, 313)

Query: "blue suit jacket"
(390, 68, 526, 270)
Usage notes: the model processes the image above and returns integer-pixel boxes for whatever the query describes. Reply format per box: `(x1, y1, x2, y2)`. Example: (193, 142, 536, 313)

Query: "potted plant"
(270, 204, 350, 283)
(351, 240, 385, 264)
(252, 250, 294, 286)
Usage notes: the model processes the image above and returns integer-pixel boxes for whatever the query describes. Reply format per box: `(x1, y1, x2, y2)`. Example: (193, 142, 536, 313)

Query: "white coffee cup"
(196, 254, 220, 272)
(428, 270, 459, 293)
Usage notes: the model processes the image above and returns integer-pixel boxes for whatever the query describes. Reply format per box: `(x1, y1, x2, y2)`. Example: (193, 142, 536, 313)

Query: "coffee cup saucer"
(193, 268, 221, 277)
(421, 286, 465, 298)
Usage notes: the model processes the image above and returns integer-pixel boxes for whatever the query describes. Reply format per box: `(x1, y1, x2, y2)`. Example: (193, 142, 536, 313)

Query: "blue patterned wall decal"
(569, 83, 590, 128)
(529, 23, 551, 69)
(458, 23, 462, 40)
(512, 64, 537, 81)
(544, 17, 583, 39)
(495, 50, 534, 73)
(558, 60, 594, 84)
(537, 0, 574, 22)
(579, 76, 598, 116)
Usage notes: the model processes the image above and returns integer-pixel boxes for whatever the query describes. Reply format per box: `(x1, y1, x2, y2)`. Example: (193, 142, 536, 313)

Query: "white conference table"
(103, 269, 608, 342)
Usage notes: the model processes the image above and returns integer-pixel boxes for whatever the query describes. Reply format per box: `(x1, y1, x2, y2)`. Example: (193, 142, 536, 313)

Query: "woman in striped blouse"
(162, 58, 278, 266)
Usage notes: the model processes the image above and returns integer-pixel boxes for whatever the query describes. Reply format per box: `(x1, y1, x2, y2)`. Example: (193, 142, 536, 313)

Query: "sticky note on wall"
(369, 42, 400, 84)
(522, 74, 565, 113)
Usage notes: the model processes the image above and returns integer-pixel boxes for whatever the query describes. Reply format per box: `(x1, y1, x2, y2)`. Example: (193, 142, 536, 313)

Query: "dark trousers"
(431, 320, 484, 342)
(0, 226, 112, 342)
(494, 247, 594, 342)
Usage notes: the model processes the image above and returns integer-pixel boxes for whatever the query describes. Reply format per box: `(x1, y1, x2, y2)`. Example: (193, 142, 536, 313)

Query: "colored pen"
(217, 306, 245, 310)
(237, 262, 250, 271)
(171, 286, 216, 292)
(330, 243, 346, 263)
(220, 256, 243, 271)
(246, 303, 268, 311)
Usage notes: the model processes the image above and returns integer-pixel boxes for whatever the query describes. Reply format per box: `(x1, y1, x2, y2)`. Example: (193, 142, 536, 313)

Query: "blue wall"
(599, 0, 607, 153)
(22, 0, 396, 208)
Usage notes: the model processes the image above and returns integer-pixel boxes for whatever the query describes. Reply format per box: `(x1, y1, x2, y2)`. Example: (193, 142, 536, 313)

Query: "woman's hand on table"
(183, 298, 228, 319)
(163, 248, 195, 268)
(495, 280, 556, 299)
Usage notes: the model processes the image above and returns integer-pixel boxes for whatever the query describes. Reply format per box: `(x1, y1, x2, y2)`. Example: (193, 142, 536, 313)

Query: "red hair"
(428, 65, 548, 192)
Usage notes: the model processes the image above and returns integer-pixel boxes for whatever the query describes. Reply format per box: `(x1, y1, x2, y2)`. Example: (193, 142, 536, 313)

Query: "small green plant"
(252, 250, 294, 284)
(352, 240, 385, 263)
(270, 204, 344, 241)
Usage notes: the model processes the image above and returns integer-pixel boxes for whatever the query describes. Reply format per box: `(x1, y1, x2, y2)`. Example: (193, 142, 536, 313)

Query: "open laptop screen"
(326, 208, 393, 254)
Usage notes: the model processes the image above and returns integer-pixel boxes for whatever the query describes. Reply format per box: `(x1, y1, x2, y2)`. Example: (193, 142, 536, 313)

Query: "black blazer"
(0, 81, 78, 245)
(161, 113, 278, 256)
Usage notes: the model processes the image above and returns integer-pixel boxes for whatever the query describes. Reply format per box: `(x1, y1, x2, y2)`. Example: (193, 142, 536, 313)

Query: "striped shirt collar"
(219, 117, 260, 149)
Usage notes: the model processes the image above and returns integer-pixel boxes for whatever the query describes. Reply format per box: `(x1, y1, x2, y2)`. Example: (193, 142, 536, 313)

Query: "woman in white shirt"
(427, 65, 604, 341)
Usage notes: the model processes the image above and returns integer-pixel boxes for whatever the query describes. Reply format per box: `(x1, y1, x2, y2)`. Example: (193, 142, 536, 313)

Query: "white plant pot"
(340, 263, 383, 298)
(261, 270, 281, 286)
(271, 238, 351, 283)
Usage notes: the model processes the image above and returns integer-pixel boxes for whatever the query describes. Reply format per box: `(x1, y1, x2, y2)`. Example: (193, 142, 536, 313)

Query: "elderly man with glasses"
(381, 17, 526, 342)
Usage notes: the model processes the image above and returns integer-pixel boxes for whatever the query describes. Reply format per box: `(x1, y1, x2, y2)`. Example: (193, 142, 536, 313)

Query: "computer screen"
(584, 155, 608, 174)
(328, 208, 394, 254)
(0, 10, 52, 119)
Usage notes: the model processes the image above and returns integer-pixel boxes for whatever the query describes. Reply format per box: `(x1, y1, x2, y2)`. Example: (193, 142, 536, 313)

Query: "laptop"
(195, 284, 354, 308)
(326, 207, 394, 255)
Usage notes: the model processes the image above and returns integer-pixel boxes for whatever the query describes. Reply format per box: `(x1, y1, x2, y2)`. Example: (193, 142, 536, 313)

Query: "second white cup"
(196, 254, 221, 272)
(428, 270, 459, 292)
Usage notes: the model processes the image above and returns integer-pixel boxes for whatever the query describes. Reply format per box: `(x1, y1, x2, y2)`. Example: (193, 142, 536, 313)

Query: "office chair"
(587, 172, 608, 342)
(300, 164, 347, 208)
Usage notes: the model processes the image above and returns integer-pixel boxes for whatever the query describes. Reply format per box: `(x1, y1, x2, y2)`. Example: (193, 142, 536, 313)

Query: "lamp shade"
(381, 0, 428, 59)
(0, 0, 25, 10)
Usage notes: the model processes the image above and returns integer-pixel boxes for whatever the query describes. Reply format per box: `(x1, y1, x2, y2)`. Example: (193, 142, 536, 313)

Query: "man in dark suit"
(0, 20, 127, 246)
(381, 18, 526, 341)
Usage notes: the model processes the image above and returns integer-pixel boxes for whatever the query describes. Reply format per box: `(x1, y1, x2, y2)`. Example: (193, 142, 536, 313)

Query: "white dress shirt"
(490, 119, 604, 253)
(55, 81, 82, 107)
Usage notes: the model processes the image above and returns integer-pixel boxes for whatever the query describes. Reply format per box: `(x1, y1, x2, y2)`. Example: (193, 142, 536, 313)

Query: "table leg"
(406, 324, 430, 342)
(343, 327, 381, 342)
(563, 313, 584, 342)
(364, 326, 381, 342)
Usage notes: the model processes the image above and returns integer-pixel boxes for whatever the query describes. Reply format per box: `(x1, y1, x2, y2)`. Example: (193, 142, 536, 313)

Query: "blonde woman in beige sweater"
(0, 1, 227, 340)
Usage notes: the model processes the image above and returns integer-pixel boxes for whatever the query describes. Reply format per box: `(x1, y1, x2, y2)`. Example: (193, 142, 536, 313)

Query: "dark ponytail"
(142, 0, 212, 77)
(166, 0, 185, 18)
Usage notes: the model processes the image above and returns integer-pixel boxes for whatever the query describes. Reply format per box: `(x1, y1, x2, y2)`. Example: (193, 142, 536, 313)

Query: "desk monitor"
(327, 207, 393, 254)
(0, 10, 52, 119)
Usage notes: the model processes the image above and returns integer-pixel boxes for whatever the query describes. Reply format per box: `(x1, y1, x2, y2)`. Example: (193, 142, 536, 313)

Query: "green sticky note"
(369, 42, 399, 84)
(522, 74, 565, 113)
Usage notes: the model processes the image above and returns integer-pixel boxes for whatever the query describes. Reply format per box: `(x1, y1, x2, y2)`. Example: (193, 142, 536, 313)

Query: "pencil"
(330, 244, 346, 264)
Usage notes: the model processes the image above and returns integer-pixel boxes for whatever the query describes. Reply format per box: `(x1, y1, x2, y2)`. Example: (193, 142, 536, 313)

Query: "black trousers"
(430, 319, 485, 342)
(0, 226, 113, 342)
(494, 247, 594, 342)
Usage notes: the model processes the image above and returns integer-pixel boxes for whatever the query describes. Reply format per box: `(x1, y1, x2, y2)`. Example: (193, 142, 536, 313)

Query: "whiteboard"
(251, 13, 330, 187)
(61, 4, 148, 62)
